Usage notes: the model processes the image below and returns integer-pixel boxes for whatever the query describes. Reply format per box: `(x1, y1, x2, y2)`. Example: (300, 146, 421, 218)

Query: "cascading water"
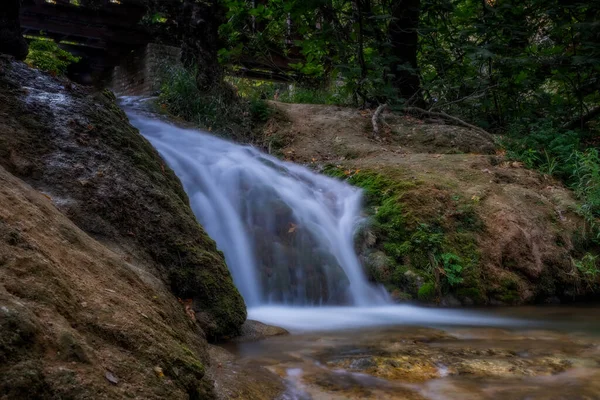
(126, 110, 388, 308)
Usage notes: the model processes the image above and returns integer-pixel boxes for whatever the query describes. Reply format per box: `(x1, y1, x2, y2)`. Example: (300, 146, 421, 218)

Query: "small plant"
(26, 38, 80, 76)
(540, 150, 558, 176)
(521, 148, 540, 169)
(440, 252, 464, 286)
(574, 253, 600, 286)
(249, 98, 271, 123)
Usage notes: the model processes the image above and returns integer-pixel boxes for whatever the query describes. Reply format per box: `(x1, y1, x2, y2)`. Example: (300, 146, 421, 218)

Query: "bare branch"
(429, 85, 498, 111)
(404, 106, 493, 138)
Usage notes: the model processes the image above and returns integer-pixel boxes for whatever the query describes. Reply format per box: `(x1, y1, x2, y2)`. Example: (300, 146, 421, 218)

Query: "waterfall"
(126, 110, 388, 307)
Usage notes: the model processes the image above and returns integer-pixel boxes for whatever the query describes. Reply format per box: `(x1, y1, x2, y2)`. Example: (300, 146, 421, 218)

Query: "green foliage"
(26, 39, 80, 76)
(324, 167, 477, 300)
(440, 253, 464, 286)
(574, 253, 600, 284)
(418, 282, 436, 302)
(571, 149, 600, 240)
(226, 77, 351, 105)
(420, 0, 600, 131)
(158, 64, 254, 142)
(220, 0, 599, 131)
(249, 98, 271, 123)
(503, 124, 600, 241)
(503, 123, 581, 179)
(220, 0, 413, 105)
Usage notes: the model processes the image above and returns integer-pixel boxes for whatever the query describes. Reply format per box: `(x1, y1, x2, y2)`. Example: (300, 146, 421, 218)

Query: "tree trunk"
(178, 0, 224, 90)
(388, 0, 422, 103)
(0, 0, 28, 60)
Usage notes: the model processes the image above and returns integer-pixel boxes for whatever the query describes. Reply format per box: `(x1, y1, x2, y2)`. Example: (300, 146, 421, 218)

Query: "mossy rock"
(325, 166, 483, 304)
(0, 59, 246, 339)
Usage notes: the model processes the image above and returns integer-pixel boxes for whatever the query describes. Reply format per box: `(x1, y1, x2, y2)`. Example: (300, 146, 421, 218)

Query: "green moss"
(325, 166, 485, 302)
(418, 282, 436, 302)
(81, 93, 247, 339)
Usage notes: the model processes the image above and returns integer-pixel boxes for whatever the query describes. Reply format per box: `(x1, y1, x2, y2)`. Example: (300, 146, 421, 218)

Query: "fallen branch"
(404, 106, 493, 139)
(372, 103, 387, 139)
(429, 85, 497, 111)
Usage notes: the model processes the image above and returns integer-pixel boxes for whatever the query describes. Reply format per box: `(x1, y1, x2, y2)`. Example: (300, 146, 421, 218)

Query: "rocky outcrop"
(0, 166, 214, 399)
(0, 0, 28, 60)
(0, 57, 246, 339)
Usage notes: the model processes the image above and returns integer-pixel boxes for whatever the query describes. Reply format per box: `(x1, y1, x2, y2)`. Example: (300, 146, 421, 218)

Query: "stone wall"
(111, 43, 181, 96)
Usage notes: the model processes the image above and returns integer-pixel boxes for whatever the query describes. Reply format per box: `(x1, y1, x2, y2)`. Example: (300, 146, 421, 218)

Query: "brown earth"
(262, 102, 588, 305)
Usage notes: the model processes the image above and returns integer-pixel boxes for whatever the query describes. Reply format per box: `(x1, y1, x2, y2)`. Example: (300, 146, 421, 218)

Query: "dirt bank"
(262, 102, 589, 305)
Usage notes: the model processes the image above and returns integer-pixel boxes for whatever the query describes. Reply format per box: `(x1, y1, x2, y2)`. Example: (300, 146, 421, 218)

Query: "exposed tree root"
(372, 103, 387, 139)
(404, 106, 493, 139)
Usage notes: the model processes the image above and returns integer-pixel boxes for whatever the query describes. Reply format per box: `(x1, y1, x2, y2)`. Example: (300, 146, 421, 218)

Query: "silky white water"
(124, 106, 521, 332)
(247, 305, 528, 333)
(127, 111, 388, 308)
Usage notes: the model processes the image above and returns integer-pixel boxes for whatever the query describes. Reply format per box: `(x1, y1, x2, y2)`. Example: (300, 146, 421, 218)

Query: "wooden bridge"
(19, 0, 302, 84)
(20, 0, 149, 80)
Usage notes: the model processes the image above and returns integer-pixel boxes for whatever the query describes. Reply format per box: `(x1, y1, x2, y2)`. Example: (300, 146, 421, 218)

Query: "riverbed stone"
(232, 320, 289, 343)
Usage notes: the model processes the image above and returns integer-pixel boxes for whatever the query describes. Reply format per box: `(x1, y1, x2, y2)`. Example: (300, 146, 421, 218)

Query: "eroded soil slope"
(263, 102, 588, 305)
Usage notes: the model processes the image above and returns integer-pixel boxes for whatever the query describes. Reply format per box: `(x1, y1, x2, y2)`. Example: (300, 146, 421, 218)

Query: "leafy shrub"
(26, 39, 80, 76)
(249, 98, 271, 122)
(572, 149, 600, 216)
(440, 253, 464, 286)
(574, 253, 600, 283)
(503, 123, 580, 179)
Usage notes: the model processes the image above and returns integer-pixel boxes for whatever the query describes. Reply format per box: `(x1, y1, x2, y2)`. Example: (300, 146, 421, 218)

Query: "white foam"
(248, 305, 527, 333)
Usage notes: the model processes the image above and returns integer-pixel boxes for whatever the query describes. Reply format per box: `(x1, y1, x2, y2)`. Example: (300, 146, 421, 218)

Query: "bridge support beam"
(111, 43, 182, 96)
(1, 0, 28, 59)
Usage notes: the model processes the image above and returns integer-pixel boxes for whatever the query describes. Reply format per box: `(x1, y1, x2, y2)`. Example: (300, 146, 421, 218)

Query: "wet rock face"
(0, 0, 28, 60)
(0, 59, 246, 339)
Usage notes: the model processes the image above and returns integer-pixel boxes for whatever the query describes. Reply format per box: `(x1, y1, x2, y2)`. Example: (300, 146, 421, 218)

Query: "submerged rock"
(232, 320, 290, 343)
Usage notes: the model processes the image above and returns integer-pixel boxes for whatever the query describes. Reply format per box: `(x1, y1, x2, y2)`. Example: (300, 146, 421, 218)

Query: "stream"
(124, 103, 600, 399)
(232, 306, 600, 399)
